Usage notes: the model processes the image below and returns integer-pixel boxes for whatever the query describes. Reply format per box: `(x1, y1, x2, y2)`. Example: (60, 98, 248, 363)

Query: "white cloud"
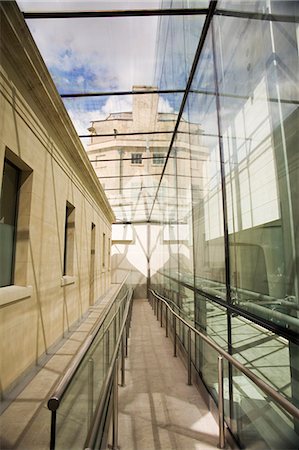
(102, 96, 132, 115)
(65, 94, 132, 140)
(67, 107, 105, 135)
(158, 97, 174, 113)
(26, 14, 158, 91)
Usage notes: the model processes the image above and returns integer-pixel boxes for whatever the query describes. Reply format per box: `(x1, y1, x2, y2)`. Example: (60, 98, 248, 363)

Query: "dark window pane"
(131, 153, 142, 164)
(0, 160, 19, 287)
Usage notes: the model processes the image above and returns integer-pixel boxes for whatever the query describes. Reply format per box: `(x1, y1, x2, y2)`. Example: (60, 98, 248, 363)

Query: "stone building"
(0, 3, 114, 395)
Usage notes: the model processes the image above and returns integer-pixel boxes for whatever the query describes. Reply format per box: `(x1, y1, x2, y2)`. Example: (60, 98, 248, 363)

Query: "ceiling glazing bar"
(90, 156, 165, 162)
(98, 173, 203, 179)
(104, 186, 191, 191)
(99, 173, 157, 179)
(62, 89, 185, 98)
(89, 156, 194, 163)
(80, 130, 175, 138)
(148, 0, 218, 222)
(23, 8, 209, 19)
(63, 86, 298, 104)
(190, 88, 299, 105)
(215, 9, 299, 23)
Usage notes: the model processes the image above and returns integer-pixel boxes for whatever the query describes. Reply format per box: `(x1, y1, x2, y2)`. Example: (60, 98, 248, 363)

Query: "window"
(131, 153, 143, 164)
(0, 160, 19, 287)
(102, 232, 106, 268)
(108, 237, 111, 270)
(90, 222, 96, 305)
(63, 202, 75, 276)
(153, 153, 165, 165)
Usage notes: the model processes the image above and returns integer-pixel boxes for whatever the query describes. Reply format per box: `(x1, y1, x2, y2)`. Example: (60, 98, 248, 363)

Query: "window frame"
(131, 153, 143, 165)
(63, 201, 75, 276)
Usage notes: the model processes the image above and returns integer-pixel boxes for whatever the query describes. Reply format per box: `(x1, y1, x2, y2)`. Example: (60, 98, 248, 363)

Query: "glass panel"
(154, 14, 205, 90)
(82, 91, 183, 223)
(231, 314, 299, 447)
(180, 285, 194, 323)
(25, 16, 158, 92)
(187, 28, 226, 299)
(218, 0, 298, 16)
(62, 92, 183, 139)
(25, 13, 205, 94)
(173, 123, 194, 288)
(54, 284, 128, 449)
(215, 11, 299, 331)
(0, 160, 19, 287)
(195, 294, 228, 349)
(194, 294, 230, 423)
(231, 366, 299, 449)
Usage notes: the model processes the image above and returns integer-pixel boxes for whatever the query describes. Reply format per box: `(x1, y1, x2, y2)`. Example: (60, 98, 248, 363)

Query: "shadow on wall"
(111, 253, 147, 299)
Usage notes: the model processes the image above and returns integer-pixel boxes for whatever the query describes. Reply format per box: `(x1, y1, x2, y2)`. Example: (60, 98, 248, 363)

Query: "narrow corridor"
(118, 299, 223, 450)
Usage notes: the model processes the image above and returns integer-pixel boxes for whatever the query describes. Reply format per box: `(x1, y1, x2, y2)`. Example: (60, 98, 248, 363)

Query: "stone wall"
(0, 2, 114, 394)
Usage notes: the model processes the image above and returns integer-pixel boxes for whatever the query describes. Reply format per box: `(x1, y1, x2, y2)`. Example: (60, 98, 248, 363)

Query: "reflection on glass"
(215, 10, 299, 333)
(188, 28, 226, 296)
(230, 315, 299, 447)
(150, 4, 299, 449)
(54, 284, 128, 450)
(232, 369, 299, 449)
(154, 14, 205, 90)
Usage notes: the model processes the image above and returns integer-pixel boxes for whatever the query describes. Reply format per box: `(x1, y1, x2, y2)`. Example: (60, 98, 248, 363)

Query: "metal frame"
(23, 7, 298, 23)
(61, 88, 185, 98)
(23, 8, 209, 19)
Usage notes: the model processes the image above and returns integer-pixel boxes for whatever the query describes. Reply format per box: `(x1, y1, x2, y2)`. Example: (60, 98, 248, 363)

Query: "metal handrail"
(84, 288, 134, 450)
(47, 275, 129, 411)
(47, 276, 129, 450)
(156, 292, 191, 319)
(150, 289, 299, 448)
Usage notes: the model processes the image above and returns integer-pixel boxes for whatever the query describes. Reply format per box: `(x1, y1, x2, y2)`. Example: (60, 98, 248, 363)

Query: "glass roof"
(17, 0, 209, 223)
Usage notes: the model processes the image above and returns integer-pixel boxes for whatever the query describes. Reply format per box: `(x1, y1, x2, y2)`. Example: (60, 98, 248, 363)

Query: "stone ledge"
(0, 285, 33, 307)
(60, 276, 75, 287)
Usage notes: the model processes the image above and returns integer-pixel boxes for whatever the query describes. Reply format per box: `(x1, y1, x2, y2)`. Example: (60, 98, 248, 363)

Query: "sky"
(16, 0, 180, 139)
(16, 0, 209, 141)
(24, 15, 159, 134)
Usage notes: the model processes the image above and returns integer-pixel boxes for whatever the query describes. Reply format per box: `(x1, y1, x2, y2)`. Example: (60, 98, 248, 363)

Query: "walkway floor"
(118, 298, 223, 450)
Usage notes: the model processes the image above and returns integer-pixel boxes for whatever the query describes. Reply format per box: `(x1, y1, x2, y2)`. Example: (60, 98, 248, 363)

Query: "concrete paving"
(118, 298, 223, 450)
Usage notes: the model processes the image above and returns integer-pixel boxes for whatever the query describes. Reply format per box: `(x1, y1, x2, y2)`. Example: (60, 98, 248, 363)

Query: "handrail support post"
(218, 355, 225, 449)
(125, 325, 128, 358)
(165, 307, 168, 337)
(112, 359, 119, 450)
(106, 329, 110, 367)
(50, 411, 56, 450)
(173, 315, 177, 357)
(121, 333, 125, 387)
(88, 358, 94, 429)
(187, 329, 192, 385)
